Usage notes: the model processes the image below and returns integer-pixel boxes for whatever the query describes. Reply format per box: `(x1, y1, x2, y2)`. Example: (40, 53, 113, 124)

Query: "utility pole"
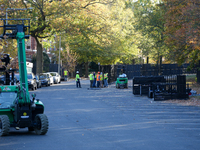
(58, 36, 61, 75)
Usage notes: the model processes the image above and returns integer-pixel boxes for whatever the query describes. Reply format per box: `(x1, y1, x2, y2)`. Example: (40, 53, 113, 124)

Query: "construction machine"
(116, 73, 128, 89)
(0, 18, 49, 136)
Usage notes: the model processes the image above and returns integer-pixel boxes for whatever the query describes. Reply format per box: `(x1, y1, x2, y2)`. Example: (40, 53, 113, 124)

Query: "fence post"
(197, 60, 200, 84)
(197, 71, 200, 83)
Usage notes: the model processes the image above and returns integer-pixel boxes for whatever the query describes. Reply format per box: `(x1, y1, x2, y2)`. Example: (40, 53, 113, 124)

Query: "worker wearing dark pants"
(76, 71, 81, 88)
(64, 70, 68, 81)
(89, 72, 94, 88)
(92, 72, 96, 87)
(104, 73, 108, 87)
(96, 72, 100, 88)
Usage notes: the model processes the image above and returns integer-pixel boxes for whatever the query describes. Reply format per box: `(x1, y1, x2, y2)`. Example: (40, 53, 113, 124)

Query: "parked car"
(10, 75, 19, 85)
(27, 73, 37, 90)
(45, 73, 54, 85)
(35, 74, 42, 88)
(39, 73, 50, 86)
(48, 72, 61, 84)
(0, 75, 5, 85)
(0, 74, 18, 85)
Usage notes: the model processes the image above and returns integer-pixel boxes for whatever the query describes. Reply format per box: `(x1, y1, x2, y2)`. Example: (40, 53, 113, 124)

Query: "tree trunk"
(85, 62, 89, 78)
(35, 37, 43, 74)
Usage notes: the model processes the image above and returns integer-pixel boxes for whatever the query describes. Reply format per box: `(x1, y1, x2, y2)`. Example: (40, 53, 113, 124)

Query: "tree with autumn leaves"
(0, 0, 199, 76)
(163, 0, 200, 67)
(0, 0, 138, 76)
(127, 0, 199, 68)
(64, 0, 137, 76)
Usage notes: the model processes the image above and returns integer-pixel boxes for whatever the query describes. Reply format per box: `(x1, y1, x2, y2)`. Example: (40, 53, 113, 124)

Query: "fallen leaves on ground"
(163, 83, 200, 107)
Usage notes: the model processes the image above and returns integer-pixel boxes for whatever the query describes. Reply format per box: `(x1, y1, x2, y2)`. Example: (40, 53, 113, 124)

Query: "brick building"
(11, 36, 56, 70)
(26, 36, 37, 62)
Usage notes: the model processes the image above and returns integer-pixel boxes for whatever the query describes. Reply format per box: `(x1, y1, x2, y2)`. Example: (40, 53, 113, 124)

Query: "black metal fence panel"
(32, 62, 196, 83)
(152, 75, 189, 100)
(101, 63, 197, 83)
(132, 76, 166, 95)
(141, 64, 160, 76)
(126, 65, 141, 78)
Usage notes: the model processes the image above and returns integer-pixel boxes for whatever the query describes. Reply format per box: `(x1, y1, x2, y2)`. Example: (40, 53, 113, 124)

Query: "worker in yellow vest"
(89, 72, 94, 88)
(64, 70, 68, 81)
(100, 72, 103, 88)
(76, 71, 81, 88)
(92, 72, 97, 87)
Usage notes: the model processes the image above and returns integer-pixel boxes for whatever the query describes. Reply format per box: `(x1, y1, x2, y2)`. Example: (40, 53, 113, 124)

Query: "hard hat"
(76, 71, 79, 73)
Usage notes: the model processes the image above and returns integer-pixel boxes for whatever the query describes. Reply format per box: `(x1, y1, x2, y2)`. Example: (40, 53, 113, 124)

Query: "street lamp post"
(58, 36, 61, 75)
(98, 62, 100, 71)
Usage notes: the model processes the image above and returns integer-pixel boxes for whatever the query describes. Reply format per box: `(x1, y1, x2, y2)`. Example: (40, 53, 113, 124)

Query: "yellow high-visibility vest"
(89, 74, 93, 80)
(76, 74, 80, 81)
(100, 74, 103, 80)
(104, 73, 108, 79)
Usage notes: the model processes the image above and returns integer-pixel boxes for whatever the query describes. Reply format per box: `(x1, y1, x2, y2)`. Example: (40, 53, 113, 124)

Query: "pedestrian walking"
(92, 72, 96, 87)
(76, 71, 81, 88)
(96, 72, 100, 88)
(89, 72, 94, 88)
(104, 72, 108, 87)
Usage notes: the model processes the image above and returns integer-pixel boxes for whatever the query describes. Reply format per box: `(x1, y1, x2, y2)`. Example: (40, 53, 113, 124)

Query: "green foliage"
(131, 0, 169, 63)
(59, 0, 139, 65)
(89, 62, 99, 72)
(1, 0, 199, 71)
(5, 0, 199, 70)
(0, 0, 139, 68)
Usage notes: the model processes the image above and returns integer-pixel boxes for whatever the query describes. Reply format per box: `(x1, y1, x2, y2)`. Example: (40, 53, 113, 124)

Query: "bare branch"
(81, 0, 115, 9)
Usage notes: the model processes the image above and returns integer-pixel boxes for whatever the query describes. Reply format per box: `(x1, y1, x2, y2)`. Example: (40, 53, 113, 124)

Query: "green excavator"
(0, 18, 49, 136)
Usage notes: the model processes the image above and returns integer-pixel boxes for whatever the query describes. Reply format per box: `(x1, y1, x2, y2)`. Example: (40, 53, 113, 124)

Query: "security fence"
(132, 74, 191, 100)
(100, 63, 197, 83)
(32, 62, 198, 84)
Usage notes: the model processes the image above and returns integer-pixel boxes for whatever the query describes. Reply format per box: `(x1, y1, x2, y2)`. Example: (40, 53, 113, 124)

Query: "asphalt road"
(0, 80, 200, 150)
